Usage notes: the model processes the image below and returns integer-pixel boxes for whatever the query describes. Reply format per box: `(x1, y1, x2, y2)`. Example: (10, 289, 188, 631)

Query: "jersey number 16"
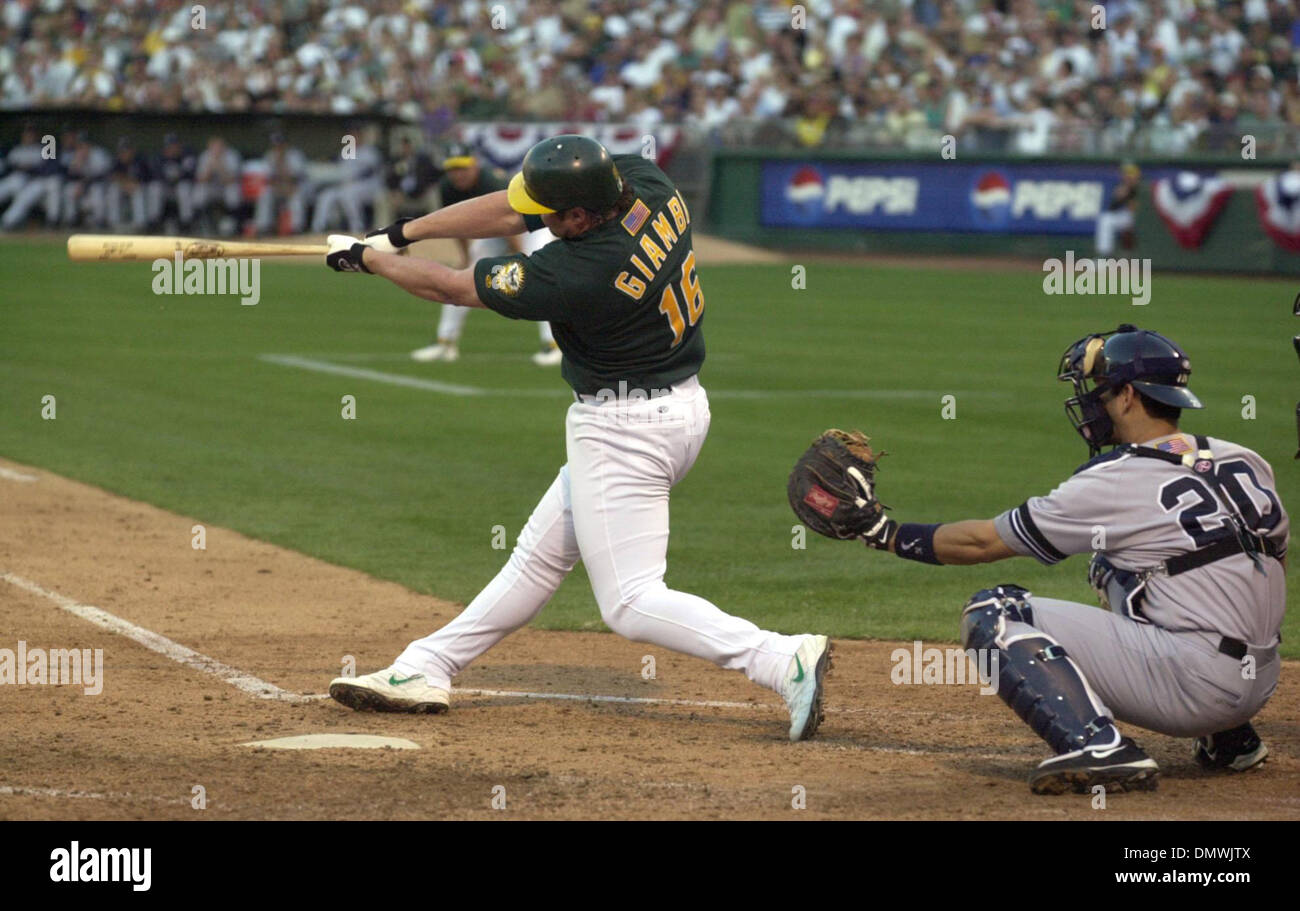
(657, 250, 704, 348)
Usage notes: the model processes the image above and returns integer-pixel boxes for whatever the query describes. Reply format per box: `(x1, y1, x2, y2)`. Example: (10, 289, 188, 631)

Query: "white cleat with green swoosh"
(782, 635, 831, 742)
(329, 667, 450, 714)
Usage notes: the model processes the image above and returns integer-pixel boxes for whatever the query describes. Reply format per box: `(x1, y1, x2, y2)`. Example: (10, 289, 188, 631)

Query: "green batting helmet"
(507, 134, 623, 215)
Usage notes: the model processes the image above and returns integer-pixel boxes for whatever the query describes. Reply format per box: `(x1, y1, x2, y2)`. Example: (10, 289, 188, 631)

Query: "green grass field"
(2, 238, 1296, 654)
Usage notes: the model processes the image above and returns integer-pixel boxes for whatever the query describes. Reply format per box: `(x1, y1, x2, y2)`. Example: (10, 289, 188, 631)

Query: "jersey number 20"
(657, 250, 704, 348)
(1158, 460, 1282, 547)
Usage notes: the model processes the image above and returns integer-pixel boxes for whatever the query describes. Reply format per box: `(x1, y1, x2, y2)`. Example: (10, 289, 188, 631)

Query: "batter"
(323, 135, 831, 742)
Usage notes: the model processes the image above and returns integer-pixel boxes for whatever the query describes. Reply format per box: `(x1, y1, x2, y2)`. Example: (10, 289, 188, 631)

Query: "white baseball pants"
(1094, 210, 1134, 255)
(395, 376, 803, 694)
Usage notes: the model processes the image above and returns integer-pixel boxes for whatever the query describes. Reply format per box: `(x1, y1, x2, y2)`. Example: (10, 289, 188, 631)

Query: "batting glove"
(326, 234, 371, 273)
(364, 217, 414, 254)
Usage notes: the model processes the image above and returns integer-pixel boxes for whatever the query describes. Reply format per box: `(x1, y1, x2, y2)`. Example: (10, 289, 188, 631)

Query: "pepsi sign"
(761, 161, 1117, 234)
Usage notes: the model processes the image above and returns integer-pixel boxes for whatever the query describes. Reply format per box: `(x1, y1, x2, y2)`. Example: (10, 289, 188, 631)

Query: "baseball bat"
(67, 234, 329, 262)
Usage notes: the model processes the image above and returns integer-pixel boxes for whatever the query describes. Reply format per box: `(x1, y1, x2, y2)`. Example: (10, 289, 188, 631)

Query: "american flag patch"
(621, 199, 650, 235)
(1157, 436, 1192, 454)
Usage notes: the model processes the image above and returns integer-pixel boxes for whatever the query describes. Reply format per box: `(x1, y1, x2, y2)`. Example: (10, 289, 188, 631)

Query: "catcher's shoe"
(782, 635, 831, 742)
(1193, 723, 1268, 772)
(531, 343, 562, 367)
(329, 667, 449, 714)
(1029, 737, 1159, 795)
(411, 341, 459, 362)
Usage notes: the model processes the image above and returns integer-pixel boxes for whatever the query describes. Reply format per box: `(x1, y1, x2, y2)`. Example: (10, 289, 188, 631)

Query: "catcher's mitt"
(787, 429, 885, 540)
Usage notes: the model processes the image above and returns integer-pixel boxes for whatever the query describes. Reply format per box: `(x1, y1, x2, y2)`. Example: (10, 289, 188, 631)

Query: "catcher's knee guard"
(961, 585, 1116, 755)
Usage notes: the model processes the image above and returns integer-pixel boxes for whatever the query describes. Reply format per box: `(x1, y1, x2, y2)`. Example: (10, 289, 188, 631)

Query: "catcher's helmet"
(507, 134, 623, 215)
(1058, 324, 1203, 455)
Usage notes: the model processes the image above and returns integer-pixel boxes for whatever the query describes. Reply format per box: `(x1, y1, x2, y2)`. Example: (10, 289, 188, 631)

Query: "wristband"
(894, 523, 943, 565)
(352, 242, 373, 273)
(388, 216, 414, 248)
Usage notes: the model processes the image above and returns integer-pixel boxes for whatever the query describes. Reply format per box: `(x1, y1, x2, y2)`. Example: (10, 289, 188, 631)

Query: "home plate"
(242, 734, 420, 750)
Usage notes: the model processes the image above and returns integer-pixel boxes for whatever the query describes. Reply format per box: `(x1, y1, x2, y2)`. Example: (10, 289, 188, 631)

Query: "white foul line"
(0, 571, 314, 703)
(0, 467, 38, 482)
(455, 688, 770, 711)
(2, 571, 1005, 727)
(2, 569, 779, 711)
(259, 354, 967, 400)
(0, 784, 188, 804)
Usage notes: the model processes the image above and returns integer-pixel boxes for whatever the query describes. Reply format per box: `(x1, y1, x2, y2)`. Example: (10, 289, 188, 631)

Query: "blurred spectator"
(59, 130, 113, 228)
(310, 125, 383, 233)
(253, 132, 309, 235)
(194, 136, 243, 236)
(0, 0, 1294, 153)
(0, 122, 59, 230)
(385, 135, 439, 221)
(106, 138, 153, 231)
(154, 133, 197, 232)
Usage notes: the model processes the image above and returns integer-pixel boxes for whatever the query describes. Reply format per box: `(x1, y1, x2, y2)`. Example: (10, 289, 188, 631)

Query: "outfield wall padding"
(707, 150, 1300, 275)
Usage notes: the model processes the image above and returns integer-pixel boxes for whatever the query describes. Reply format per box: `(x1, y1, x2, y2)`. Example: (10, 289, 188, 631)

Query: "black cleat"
(1194, 723, 1268, 771)
(1029, 737, 1159, 795)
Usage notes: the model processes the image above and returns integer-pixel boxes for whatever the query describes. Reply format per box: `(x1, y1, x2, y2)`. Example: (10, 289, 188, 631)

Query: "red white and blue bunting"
(456, 123, 681, 170)
(1152, 171, 1233, 249)
(1255, 170, 1300, 254)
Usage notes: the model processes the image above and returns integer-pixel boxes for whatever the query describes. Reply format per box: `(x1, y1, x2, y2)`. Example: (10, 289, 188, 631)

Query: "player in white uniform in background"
(106, 138, 153, 232)
(406, 143, 561, 367)
(59, 130, 112, 229)
(253, 132, 308, 235)
(0, 122, 60, 230)
(310, 126, 384, 235)
(834, 324, 1286, 793)
(193, 136, 243, 236)
(322, 135, 831, 742)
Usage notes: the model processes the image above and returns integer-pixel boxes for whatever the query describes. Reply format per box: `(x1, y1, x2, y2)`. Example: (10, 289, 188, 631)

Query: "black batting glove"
(325, 234, 372, 273)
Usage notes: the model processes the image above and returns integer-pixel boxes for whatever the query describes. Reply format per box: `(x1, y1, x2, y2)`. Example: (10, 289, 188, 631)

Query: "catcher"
(789, 325, 1287, 794)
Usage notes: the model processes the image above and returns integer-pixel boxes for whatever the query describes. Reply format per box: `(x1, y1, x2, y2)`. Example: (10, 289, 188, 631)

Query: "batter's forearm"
(404, 191, 526, 241)
(361, 248, 482, 308)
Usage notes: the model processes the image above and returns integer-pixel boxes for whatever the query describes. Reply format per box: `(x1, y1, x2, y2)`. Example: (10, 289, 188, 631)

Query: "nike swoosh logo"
(792, 656, 805, 683)
(388, 674, 419, 686)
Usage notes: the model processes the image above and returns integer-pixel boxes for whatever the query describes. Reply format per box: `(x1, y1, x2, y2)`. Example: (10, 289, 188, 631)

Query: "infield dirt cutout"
(1, 455, 1296, 820)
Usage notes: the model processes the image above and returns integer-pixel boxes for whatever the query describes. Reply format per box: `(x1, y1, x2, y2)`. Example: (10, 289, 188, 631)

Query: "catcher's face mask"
(1059, 332, 1119, 457)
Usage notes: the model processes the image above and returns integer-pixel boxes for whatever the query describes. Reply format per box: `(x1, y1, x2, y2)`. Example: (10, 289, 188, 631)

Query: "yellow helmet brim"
(507, 171, 555, 215)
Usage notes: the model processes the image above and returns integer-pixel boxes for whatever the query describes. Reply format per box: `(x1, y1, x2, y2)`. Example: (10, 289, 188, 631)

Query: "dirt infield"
(1, 457, 1296, 820)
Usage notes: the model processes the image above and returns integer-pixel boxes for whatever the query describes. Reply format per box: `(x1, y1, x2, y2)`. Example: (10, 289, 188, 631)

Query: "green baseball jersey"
(439, 165, 509, 206)
(473, 154, 706, 396)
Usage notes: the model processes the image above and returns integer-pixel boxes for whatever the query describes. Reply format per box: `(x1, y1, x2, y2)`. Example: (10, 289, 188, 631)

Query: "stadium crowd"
(0, 0, 1297, 154)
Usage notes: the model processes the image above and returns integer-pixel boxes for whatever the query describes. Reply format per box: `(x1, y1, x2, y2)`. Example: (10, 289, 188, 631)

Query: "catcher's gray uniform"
(992, 433, 1287, 737)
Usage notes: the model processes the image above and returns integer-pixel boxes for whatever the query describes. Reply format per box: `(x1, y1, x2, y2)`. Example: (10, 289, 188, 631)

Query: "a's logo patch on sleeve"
(621, 199, 650, 235)
(486, 261, 525, 296)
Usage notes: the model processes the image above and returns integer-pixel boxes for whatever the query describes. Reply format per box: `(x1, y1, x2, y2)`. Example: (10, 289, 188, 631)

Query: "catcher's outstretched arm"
(929, 520, 1017, 565)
